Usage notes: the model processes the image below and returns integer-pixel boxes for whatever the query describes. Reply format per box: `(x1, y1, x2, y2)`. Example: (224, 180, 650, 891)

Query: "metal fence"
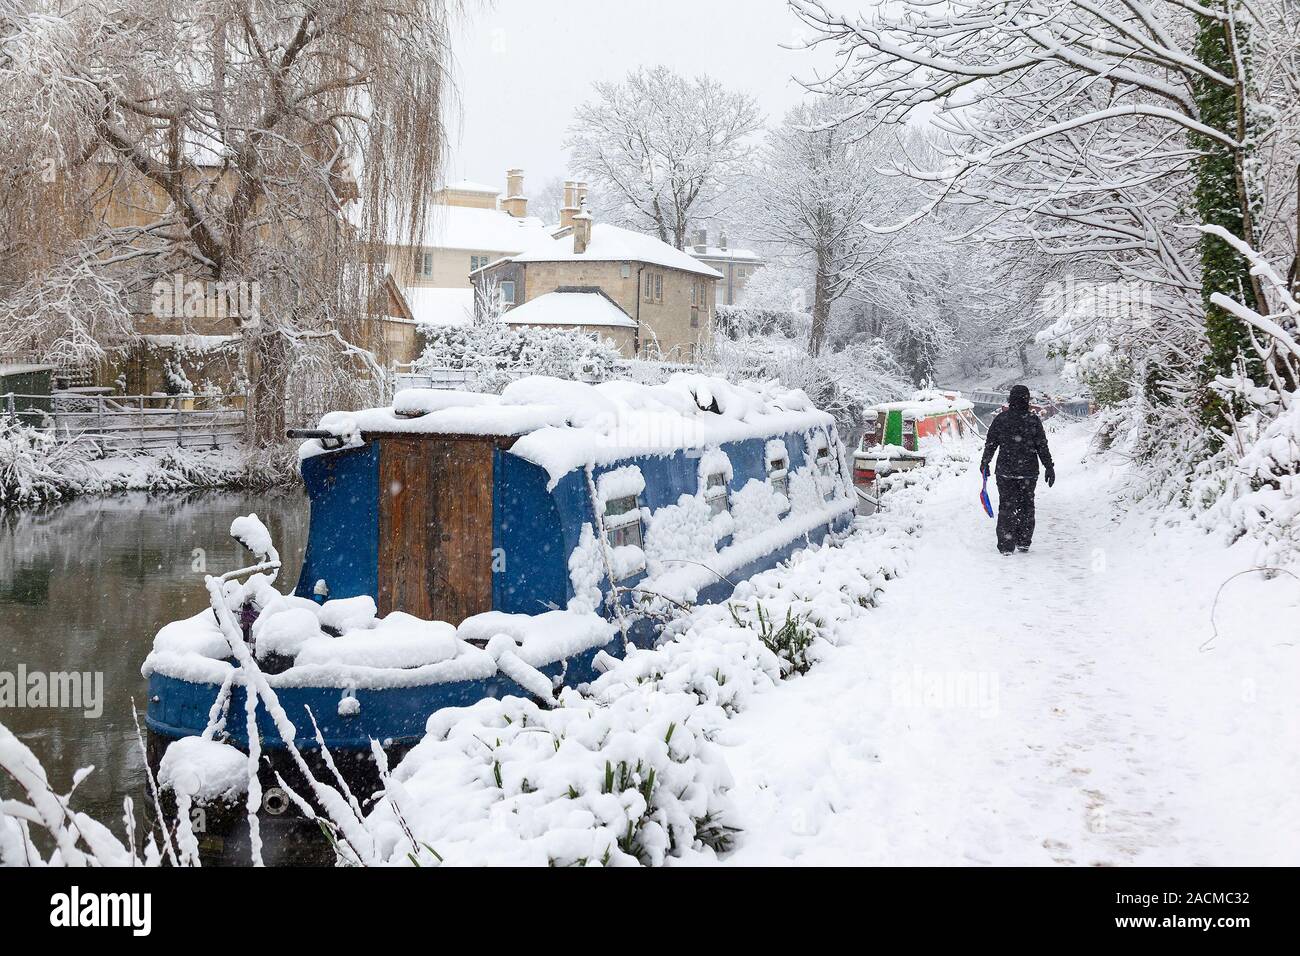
(3, 392, 246, 453)
(0, 352, 95, 387)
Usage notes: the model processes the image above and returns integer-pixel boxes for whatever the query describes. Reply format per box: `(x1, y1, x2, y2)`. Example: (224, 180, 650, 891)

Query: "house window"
(703, 473, 729, 516)
(499, 280, 516, 306)
(470, 255, 486, 272)
(644, 272, 663, 303)
(621, 263, 631, 279)
(603, 494, 644, 552)
(690, 307, 699, 328)
(415, 251, 433, 278)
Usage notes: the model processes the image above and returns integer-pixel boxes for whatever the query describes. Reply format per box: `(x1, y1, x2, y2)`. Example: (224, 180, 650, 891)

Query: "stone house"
(474, 191, 722, 362)
(686, 229, 765, 307)
(387, 171, 554, 298)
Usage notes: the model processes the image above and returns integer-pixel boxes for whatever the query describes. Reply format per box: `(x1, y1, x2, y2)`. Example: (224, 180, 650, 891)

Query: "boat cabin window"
(767, 454, 789, 506)
(603, 494, 644, 551)
(703, 472, 729, 516)
(815, 441, 836, 500)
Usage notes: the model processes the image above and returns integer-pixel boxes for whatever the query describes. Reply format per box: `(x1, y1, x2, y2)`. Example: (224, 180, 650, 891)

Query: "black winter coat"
(981, 407, 1054, 478)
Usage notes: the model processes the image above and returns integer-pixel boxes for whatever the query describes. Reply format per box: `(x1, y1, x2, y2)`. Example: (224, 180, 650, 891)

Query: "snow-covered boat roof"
(867, 389, 974, 416)
(504, 290, 636, 329)
(304, 375, 835, 486)
(510, 223, 724, 280)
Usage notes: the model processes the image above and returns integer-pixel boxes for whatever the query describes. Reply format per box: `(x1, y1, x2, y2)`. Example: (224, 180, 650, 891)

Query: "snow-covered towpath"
(719, 423, 1300, 866)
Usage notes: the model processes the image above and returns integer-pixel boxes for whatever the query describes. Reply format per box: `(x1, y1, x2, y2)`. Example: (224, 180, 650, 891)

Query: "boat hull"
(145, 637, 616, 752)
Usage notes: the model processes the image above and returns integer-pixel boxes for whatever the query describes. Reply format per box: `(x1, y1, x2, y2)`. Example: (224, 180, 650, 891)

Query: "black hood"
(1009, 385, 1032, 410)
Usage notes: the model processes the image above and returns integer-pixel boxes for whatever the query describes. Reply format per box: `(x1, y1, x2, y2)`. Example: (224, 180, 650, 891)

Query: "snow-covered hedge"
(416, 321, 627, 392)
(0, 420, 286, 507)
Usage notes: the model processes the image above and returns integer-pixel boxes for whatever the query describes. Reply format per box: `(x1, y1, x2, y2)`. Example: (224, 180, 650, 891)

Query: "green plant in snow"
(729, 601, 816, 676)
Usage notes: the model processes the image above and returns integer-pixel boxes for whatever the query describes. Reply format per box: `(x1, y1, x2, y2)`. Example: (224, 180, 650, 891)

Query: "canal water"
(0, 490, 309, 827)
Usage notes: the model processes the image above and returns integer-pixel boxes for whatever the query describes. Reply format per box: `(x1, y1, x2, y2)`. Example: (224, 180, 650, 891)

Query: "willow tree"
(0, 0, 455, 446)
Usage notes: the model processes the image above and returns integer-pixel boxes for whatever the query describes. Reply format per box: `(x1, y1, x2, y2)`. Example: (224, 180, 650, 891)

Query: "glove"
(1044, 465, 1055, 487)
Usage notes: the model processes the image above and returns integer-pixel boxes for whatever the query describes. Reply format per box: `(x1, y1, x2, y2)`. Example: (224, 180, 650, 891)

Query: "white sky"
(445, 0, 833, 192)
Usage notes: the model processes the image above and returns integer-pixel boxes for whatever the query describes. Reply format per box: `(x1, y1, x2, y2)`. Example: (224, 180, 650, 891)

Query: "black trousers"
(995, 475, 1038, 552)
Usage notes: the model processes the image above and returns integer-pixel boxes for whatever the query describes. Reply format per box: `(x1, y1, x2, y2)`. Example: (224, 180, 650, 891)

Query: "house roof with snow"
(384, 205, 555, 253)
(688, 244, 763, 263)
(508, 223, 724, 280)
(404, 287, 474, 328)
(503, 289, 636, 329)
(439, 179, 502, 195)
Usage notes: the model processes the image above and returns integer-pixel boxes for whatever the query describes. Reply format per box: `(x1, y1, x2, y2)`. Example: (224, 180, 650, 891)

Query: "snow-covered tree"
(791, 0, 1298, 431)
(565, 66, 762, 250)
(529, 175, 599, 228)
(709, 307, 910, 434)
(0, 0, 456, 445)
(748, 100, 894, 356)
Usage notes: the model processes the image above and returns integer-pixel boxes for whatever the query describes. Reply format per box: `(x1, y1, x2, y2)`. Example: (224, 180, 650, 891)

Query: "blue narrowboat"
(143, 375, 856, 835)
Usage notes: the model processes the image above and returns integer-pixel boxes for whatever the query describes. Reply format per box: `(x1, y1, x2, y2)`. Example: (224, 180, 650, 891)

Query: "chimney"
(560, 180, 579, 230)
(576, 182, 588, 207)
(719, 231, 728, 251)
(502, 168, 527, 218)
(693, 228, 708, 253)
(573, 198, 593, 255)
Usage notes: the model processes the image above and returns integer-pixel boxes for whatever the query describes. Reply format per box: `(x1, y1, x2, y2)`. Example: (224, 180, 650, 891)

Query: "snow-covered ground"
(716, 422, 1300, 865)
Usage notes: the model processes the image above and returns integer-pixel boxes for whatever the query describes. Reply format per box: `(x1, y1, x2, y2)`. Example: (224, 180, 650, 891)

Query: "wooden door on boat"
(377, 435, 494, 624)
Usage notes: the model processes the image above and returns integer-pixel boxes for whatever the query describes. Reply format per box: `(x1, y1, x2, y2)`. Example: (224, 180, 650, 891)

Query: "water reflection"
(0, 490, 308, 823)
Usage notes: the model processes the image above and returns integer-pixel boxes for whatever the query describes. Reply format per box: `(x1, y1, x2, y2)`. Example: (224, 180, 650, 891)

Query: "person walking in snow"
(980, 384, 1055, 554)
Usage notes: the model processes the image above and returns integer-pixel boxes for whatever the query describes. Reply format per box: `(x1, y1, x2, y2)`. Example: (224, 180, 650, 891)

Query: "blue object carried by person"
(980, 467, 994, 518)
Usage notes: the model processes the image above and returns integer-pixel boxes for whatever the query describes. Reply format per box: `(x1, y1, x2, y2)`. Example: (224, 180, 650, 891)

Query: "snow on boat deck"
(305, 374, 836, 487)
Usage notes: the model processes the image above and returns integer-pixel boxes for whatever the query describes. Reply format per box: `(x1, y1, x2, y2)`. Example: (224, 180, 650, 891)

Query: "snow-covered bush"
(0, 421, 99, 504)
(416, 320, 626, 392)
(0, 417, 294, 507)
(366, 689, 735, 866)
